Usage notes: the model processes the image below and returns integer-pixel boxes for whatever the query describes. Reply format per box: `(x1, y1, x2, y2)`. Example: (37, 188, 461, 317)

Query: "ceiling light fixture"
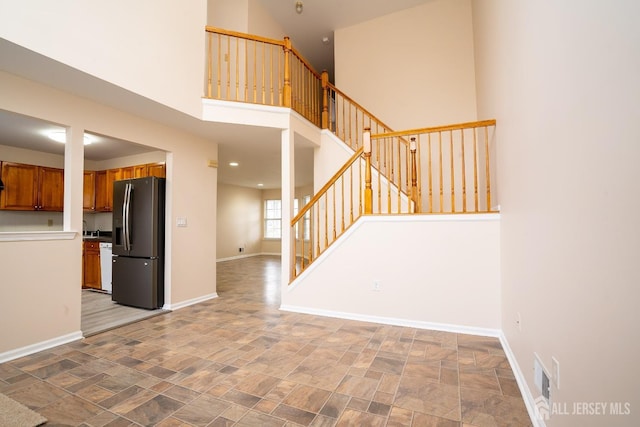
(295, 1, 303, 14)
(229, 162, 239, 167)
(257, 183, 264, 187)
(47, 130, 95, 145)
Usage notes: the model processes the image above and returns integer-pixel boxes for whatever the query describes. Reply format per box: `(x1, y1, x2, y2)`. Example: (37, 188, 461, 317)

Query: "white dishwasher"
(99, 242, 113, 294)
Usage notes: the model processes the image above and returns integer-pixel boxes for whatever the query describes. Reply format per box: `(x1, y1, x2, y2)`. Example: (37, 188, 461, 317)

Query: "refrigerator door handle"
(123, 182, 132, 252)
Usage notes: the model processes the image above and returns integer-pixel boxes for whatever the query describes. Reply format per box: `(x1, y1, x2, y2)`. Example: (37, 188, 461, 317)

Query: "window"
(264, 199, 281, 238)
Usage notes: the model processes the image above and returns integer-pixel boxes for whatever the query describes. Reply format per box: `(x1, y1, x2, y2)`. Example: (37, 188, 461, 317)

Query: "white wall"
(207, 0, 248, 31)
(217, 183, 262, 259)
(284, 215, 501, 331)
(334, 0, 478, 130)
(472, 1, 640, 426)
(0, 0, 207, 118)
(248, 0, 285, 39)
(0, 71, 218, 355)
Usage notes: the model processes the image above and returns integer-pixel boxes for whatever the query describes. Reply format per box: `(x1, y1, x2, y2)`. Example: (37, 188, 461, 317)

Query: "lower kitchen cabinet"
(83, 241, 102, 290)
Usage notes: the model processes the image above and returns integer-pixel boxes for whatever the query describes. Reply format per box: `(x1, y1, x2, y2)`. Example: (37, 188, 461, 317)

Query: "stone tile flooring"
(0, 256, 533, 426)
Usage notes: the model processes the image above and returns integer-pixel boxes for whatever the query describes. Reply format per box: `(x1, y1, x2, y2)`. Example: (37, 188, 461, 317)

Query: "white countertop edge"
(0, 231, 78, 242)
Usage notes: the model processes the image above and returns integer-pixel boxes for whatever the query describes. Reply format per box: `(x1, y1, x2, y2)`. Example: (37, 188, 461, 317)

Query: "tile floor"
(0, 255, 532, 426)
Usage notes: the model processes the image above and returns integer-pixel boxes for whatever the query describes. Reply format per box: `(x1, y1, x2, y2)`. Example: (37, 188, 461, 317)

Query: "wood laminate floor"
(81, 290, 168, 337)
(1, 256, 532, 426)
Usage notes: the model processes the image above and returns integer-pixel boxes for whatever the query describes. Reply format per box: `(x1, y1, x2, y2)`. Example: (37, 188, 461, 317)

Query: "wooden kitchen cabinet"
(92, 163, 165, 212)
(95, 169, 120, 212)
(0, 162, 64, 211)
(83, 171, 96, 211)
(133, 162, 165, 178)
(83, 240, 102, 290)
(146, 163, 166, 178)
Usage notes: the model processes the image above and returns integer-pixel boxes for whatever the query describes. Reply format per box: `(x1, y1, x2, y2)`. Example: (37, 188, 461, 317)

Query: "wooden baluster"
(283, 37, 291, 108)
(207, 33, 212, 98)
(320, 70, 329, 129)
(226, 36, 231, 100)
(461, 129, 467, 212)
(332, 185, 336, 240)
(244, 40, 249, 101)
(450, 130, 455, 212)
(262, 43, 266, 104)
(438, 131, 443, 213)
(292, 224, 297, 278)
(485, 126, 492, 211)
(269, 44, 273, 105)
(473, 127, 479, 212)
(235, 38, 239, 101)
(410, 137, 419, 213)
(341, 174, 345, 232)
(417, 137, 422, 213)
(349, 163, 354, 222)
(217, 35, 221, 98)
(364, 129, 373, 214)
(428, 133, 433, 213)
(253, 40, 257, 102)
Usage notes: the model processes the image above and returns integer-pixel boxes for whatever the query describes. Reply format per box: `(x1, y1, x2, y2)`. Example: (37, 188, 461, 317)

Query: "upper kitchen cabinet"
(146, 163, 166, 178)
(83, 170, 96, 211)
(0, 162, 64, 211)
(134, 162, 166, 178)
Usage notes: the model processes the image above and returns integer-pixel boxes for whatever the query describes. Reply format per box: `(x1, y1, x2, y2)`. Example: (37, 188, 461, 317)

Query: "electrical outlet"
(552, 356, 560, 389)
(373, 281, 381, 292)
(516, 312, 522, 331)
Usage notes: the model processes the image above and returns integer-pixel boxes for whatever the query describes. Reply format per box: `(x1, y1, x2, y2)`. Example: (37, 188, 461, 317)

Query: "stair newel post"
(364, 128, 373, 214)
(410, 137, 420, 213)
(321, 70, 329, 129)
(283, 37, 292, 108)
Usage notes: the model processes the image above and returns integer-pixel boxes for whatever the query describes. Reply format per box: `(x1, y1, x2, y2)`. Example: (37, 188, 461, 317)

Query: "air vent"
(534, 353, 551, 401)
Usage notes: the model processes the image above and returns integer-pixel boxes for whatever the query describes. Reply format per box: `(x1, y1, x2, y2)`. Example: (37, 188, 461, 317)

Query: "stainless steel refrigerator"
(112, 176, 165, 309)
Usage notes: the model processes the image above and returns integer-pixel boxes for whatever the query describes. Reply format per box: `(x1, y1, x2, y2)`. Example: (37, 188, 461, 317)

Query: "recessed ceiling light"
(257, 183, 264, 187)
(48, 130, 95, 145)
(229, 162, 239, 167)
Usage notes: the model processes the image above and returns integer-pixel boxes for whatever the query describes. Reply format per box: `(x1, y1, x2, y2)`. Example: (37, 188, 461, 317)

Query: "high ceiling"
(0, 1, 431, 189)
(256, 0, 434, 80)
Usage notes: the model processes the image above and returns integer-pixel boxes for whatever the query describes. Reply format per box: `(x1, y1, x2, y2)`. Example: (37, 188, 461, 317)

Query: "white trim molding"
(0, 231, 77, 242)
(164, 292, 218, 311)
(280, 304, 501, 338)
(0, 331, 83, 363)
(499, 332, 546, 427)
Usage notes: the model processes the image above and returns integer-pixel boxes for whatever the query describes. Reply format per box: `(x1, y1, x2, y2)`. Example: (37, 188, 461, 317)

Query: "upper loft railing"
(205, 27, 398, 138)
(290, 119, 498, 279)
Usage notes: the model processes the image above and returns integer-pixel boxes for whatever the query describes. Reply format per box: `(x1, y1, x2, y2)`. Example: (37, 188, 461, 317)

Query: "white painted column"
(63, 126, 84, 233)
(64, 125, 84, 331)
(280, 127, 295, 299)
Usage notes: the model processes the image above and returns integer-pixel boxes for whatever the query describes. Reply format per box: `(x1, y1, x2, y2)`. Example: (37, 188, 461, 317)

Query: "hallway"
(0, 256, 531, 426)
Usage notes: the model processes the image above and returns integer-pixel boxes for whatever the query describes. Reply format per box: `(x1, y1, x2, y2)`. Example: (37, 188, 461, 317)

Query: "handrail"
(292, 147, 364, 225)
(371, 119, 497, 139)
(205, 26, 284, 46)
(370, 119, 498, 214)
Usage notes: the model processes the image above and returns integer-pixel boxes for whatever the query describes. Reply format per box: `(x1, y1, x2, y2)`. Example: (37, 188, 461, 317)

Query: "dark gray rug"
(0, 393, 47, 427)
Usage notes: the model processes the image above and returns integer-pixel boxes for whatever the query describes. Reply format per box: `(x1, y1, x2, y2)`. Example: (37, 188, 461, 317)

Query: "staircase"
(205, 27, 498, 281)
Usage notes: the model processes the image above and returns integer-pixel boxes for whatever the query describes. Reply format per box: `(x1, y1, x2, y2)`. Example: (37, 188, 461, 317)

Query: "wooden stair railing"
(203, 28, 497, 280)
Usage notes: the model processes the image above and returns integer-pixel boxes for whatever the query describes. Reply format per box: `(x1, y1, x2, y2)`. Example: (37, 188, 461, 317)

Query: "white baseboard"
(164, 293, 218, 311)
(217, 252, 281, 262)
(279, 305, 501, 338)
(0, 331, 83, 364)
(499, 332, 545, 427)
